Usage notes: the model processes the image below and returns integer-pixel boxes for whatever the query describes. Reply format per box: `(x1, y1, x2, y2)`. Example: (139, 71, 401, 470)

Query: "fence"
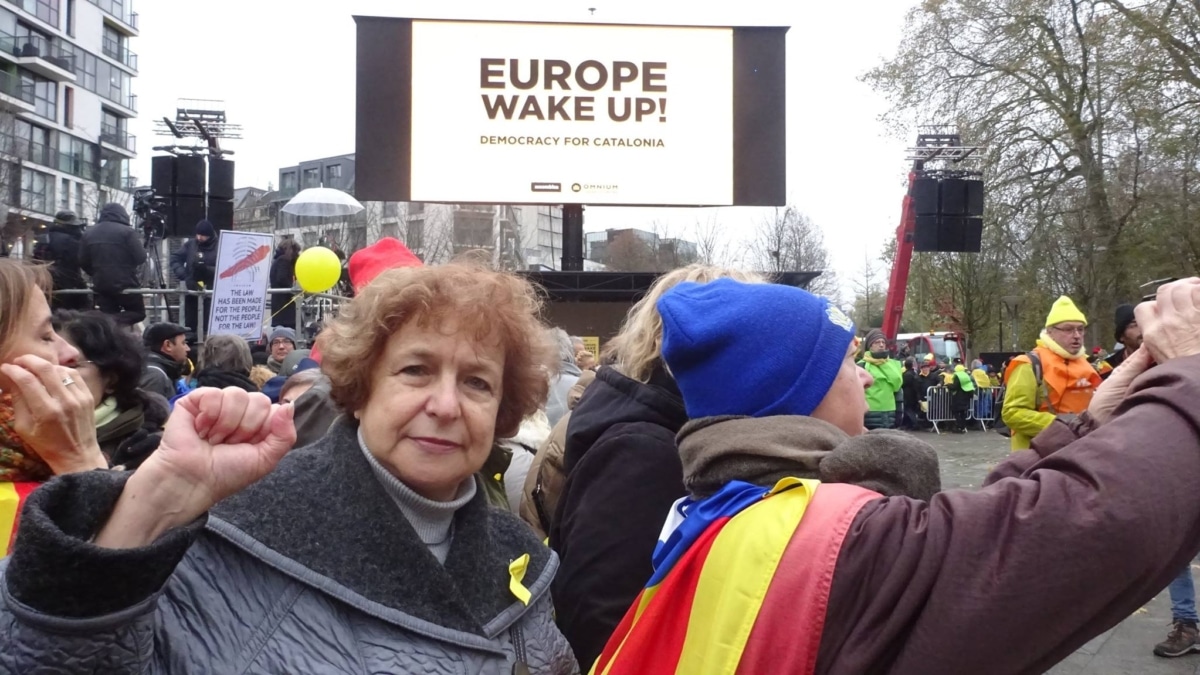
(923, 385, 1006, 434)
(53, 288, 347, 343)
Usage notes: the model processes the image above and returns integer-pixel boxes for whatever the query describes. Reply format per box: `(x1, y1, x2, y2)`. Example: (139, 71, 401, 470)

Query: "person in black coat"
(901, 358, 923, 430)
(170, 220, 219, 335)
(33, 210, 89, 311)
(270, 238, 301, 331)
(78, 203, 146, 326)
(548, 265, 761, 672)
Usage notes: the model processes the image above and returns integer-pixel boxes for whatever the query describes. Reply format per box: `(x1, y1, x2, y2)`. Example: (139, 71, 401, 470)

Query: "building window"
(302, 167, 319, 188)
(31, 74, 55, 120)
(280, 171, 297, 194)
(347, 226, 366, 253)
(59, 177, 69, 210)
(62, 85, 72, 127)
(454, 216, 493, 249)
(21, 167, 51, 215)
(64, 0, 73, 35)
(33, 0, 59, 26)
(408, 202, 424, 215)
(381, 223, 399, 240)
(406, 220, 424, 253)
(382, 202, 399, 218)
(325, 164, 341, 184)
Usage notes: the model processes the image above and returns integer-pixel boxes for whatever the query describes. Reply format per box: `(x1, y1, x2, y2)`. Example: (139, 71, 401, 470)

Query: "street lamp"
(1001, 295, 1021, 350)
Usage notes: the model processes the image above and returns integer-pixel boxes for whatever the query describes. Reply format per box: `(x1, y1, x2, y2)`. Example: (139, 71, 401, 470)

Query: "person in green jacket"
(858, 329, 904, 429)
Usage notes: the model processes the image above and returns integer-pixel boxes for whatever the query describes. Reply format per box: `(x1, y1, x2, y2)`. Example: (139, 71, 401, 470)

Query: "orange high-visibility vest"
(1004, 346, 1102, 415)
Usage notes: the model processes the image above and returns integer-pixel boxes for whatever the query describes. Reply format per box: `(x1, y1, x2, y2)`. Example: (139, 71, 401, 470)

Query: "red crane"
(882, 132, 982, 362)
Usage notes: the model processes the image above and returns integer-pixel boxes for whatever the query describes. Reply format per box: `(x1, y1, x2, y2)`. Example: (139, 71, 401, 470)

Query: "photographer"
(170, 220, 218, 335)
(79, 204, 147, 328)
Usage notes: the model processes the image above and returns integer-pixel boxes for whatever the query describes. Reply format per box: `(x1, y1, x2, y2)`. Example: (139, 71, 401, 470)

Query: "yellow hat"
(1045, 296, 1087, 328)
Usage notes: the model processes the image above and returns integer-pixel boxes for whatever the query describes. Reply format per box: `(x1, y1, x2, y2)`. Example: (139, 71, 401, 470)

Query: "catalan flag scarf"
(591, 477, 819, 675)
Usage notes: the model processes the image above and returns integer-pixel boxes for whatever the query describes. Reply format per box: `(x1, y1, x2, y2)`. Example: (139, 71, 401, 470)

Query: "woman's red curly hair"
(317, 263, 555, 438)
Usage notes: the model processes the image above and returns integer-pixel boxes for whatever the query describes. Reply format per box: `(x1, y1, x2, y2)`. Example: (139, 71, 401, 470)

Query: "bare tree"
(746, 206, 840, 298)
(849, 248, 886, 330)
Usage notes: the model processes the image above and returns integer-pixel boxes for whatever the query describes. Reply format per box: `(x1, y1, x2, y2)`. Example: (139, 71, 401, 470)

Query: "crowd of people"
(2, 241, 1200, 673)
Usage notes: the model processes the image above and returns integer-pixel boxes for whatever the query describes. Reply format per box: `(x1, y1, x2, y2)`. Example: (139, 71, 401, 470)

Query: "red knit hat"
(348, 238, 422, 292)
(310, 239, 422, 364)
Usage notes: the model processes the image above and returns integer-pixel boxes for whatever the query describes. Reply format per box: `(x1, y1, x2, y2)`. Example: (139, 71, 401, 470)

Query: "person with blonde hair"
(549, 263, 763, 670)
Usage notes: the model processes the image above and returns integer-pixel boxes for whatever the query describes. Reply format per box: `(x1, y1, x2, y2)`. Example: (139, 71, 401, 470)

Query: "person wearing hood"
(78, 203, 146, 327)
(32, 210, 89, 311)
(170, 220, 219, 335)
(857, 329, 903, 430)
(545, 328, 582, 428)
(269, 238, 301, 332)
(1002, 296, 1103, 450)
(549, 264, 764, 671)
(265, 326, 296, 375)
(592, 277, 1200, 675)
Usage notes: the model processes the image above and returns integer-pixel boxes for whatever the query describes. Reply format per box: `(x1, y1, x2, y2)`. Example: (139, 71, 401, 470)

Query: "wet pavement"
(920, 428, 1200, 674)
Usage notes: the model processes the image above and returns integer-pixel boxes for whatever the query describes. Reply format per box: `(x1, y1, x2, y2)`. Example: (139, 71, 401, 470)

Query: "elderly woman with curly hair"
(0, 264, 579, 674)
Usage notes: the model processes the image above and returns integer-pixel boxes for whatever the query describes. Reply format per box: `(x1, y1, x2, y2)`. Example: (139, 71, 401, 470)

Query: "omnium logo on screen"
(408, 20, 735, 206)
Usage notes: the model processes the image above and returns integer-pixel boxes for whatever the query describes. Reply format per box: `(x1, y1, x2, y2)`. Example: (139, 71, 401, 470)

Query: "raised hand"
(0, 354, 106, 475)
(1087, 347, 1153, 425)
(1136, 278, 1200, 364)
(95, 387, 295, 549)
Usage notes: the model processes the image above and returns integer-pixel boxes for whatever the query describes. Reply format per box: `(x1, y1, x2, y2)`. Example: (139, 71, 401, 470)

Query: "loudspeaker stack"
(911, 177, 984, 253)
(149, 155, 237, 238)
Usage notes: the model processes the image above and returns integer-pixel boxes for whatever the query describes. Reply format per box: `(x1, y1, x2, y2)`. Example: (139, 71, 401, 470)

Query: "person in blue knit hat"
(589, 277, 1200, 674)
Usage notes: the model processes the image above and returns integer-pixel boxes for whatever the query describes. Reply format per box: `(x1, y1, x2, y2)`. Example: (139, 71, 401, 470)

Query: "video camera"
(1141, 278, 1180, 302)
(132, 188, 169, 244)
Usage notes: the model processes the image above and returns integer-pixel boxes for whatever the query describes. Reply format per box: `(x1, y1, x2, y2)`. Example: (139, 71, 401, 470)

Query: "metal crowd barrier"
(52, 288, 347, 343)
(924, 386, 956, 434)
(971, 386, 1004, 431)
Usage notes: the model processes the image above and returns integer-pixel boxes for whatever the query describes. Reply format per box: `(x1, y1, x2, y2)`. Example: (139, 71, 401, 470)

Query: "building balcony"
(88, 0, 139, 35)
(100, 124, 136, 155)
(453, 204, 496, 214)
(0, 69, 36, 112)
(101, 35, 137, 72)
(0, 34, 76, 82)
(101, 90, 137, 114)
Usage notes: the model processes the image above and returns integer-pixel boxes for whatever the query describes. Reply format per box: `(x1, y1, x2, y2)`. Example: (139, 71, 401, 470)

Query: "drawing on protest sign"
(356, 18, 787, 207)
(208, 231, 274, 341)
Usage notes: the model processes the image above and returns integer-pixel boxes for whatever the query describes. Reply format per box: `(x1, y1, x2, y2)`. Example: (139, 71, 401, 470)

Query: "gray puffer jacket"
(0, 420, 579, 674)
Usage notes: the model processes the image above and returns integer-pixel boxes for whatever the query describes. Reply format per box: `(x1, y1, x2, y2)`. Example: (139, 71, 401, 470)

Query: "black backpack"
(996, 350, 1049, 437)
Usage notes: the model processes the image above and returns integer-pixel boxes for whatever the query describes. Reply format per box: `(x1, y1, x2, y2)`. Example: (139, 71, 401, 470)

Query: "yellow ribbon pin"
(509, 554, 532, 606)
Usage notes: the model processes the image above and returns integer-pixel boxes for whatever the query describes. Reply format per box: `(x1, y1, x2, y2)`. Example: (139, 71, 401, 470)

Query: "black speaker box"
(151, 156, 175, 196)
(175, 156, 207, 197)
(913, 178, 940, 216)
(169, 196, 207, 238)
(914, 215, 940, 251)
(939, 179, 968, 216)
(965, 180, 985, 216)
(209, 159, 235, 200)
(935, 216, 984, 253)
(208, 199, 234, 233)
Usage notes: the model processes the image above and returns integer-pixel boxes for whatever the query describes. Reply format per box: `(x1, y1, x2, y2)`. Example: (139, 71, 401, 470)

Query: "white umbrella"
(281, 187, 364, 217)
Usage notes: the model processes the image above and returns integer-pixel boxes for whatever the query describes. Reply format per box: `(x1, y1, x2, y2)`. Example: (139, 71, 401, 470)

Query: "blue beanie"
(658, 278, 856, 419)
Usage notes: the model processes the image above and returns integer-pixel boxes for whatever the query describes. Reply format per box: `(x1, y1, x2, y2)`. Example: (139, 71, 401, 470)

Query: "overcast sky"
(130, 0, 917, 292)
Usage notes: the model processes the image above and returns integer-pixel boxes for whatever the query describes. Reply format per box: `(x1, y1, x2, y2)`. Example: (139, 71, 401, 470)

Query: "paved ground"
(921, 428, 1200, 674)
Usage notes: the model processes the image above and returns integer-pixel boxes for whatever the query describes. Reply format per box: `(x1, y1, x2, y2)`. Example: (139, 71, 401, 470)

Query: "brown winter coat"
(521, 370, 596, 539)
(811, 354, 1200, 673)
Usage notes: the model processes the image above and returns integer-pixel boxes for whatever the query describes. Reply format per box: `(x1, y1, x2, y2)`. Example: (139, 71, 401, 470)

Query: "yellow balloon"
(295, 246, 342, 293)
